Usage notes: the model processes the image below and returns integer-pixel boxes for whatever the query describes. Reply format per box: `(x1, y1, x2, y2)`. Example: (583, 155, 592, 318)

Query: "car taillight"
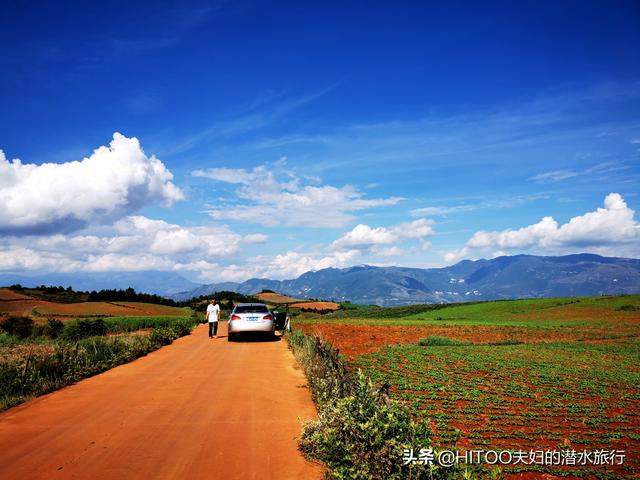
(231, 314, 241, 321)
(263, 314, 273, 320)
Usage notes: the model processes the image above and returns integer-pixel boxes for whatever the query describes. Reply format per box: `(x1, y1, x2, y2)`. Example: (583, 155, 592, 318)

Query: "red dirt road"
(0, 323, 322, 479)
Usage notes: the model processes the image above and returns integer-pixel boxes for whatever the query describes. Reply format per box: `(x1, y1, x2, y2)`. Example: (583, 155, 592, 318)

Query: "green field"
(298, 295, 640, 479)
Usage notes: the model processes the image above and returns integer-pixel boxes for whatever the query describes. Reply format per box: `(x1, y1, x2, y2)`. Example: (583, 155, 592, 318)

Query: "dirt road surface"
(0, 323, 322, 479)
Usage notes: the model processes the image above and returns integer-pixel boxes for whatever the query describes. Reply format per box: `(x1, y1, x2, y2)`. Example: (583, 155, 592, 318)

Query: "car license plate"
(247, 316, 259, 321)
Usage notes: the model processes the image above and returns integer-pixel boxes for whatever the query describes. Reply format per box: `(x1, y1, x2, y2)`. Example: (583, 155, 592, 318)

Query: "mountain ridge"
(170, 253, 640, 305)
(1, 254, 638, 305)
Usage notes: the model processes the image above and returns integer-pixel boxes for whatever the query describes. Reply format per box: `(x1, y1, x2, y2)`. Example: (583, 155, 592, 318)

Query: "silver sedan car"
(227, 303, 275, 341)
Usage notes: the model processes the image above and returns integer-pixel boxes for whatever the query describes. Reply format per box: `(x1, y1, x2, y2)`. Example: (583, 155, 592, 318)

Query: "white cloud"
(332, 218, 434, 250)
(370, 245, 405, 257)
(411, 205, 477, 216)
(411, 194, 550, 218)
(0, 215, 257, 277)
(444, 193, 640, 262)
(0, 247, 83, 272)
(530, 162, 629, 184)
(0, 133, 183, 234)
(193, 162, 401, 228)
(0, 203, 371, 283)
(529, 169, 581, 183)
(242, 233, 268, 244)
(177, 249, 362, 283)
(257, 249, 362, 279)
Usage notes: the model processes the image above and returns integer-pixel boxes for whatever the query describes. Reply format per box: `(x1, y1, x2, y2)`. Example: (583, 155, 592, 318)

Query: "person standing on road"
(206, 299, 220, 338)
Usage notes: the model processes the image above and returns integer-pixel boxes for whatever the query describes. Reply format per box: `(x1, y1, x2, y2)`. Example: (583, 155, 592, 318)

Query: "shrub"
(149, 327, 178, 346)
(61, 318, 107, 342)
(0, 316, 34, 339)
(418, 335, 469, 347)
(171, 320, 192, 337)
(0, 332, 20, 347)
(43, 318, 65, 339)
(300, 370, 438, 480)
(617, 304, 640, 312)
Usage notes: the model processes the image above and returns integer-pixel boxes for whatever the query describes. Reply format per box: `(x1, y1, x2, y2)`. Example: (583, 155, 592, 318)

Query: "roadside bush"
(287, 330, 474, 480)
(171, 320, 192, 337)
(418, 335, 469, 347)
(61, 318, 107, 342)
(103, 315, 197, 334)
(149, 326, 178, 346)
(301, 370, 437, 480)
(0, 316, 34, 339)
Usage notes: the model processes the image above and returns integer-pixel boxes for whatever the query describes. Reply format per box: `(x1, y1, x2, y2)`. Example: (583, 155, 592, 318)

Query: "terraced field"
(297, 295, 640, 479)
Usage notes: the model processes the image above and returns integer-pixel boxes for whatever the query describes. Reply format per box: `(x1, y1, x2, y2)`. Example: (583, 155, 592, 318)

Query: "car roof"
(235, 303, 268, 307)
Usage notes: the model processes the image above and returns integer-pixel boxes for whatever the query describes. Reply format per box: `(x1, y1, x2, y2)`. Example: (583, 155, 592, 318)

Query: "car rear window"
(234, 305, 269, 313)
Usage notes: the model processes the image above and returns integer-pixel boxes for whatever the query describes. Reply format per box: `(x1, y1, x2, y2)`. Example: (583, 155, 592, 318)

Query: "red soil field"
(297, 323, 639, 356)
(291, 301, 341, 311)
(0, 289, 33, 301)
(256, 292, 304, 304)
(0, 289, 187, 320)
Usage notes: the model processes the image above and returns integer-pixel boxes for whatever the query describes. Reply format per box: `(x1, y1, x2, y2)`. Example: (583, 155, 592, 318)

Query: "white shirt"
(206, 304, 220, 322)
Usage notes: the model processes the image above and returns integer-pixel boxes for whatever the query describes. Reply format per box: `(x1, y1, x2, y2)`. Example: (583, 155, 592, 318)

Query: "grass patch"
(299, 295, 640, 328)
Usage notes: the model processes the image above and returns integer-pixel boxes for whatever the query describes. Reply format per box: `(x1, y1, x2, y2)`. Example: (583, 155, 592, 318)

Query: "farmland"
(296, 295, 640, 479)
(256, 291, 305, 304)
(0, 288, 189, 319)
(255, 290, 341, 312)
(290, 301, 341, 312)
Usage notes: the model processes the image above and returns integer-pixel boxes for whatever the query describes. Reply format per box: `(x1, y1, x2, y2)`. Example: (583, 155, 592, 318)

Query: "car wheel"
(227, 333, 234, 342)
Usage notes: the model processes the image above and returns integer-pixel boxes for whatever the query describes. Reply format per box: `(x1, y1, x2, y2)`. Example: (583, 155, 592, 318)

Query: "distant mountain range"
(1, 254, 639, 306)
(0, 271, 199, 296)
(170, 254, 640, 305)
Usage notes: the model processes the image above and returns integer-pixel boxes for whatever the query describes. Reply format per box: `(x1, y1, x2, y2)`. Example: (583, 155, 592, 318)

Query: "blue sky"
(1, 1, 639, 282)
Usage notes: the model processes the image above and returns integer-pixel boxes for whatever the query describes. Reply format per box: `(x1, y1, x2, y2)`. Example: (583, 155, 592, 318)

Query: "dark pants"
(208, 321, 218, 337)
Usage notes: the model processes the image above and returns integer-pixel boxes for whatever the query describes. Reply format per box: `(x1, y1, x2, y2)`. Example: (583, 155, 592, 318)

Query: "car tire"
(227, 333, 234, 342)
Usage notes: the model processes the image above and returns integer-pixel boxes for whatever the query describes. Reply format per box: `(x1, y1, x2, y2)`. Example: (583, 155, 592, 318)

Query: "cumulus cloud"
(0, 215, 267, 278)
(444, 193, 640, 262)
(332, 218, 434, 250)
(193, 162, 401, 228)
(0, 133, 183, 234)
